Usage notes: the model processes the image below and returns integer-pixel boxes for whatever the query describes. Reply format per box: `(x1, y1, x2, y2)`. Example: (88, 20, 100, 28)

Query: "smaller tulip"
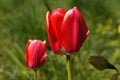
(25, 40, 47, 69)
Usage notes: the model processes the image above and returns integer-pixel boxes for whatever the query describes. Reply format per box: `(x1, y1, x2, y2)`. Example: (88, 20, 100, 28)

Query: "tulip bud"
(25, 40, 47, 69)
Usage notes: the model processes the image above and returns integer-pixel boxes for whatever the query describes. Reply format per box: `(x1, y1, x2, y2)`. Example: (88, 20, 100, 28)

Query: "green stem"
(34, 69, 38, 80)
(66, 55, 72, 80)
(42, 0, 51, 11)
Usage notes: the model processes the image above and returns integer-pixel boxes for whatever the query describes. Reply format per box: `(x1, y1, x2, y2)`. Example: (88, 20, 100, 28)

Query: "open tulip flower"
(46, 7, 90, 55)
(25, 40, 47, 69)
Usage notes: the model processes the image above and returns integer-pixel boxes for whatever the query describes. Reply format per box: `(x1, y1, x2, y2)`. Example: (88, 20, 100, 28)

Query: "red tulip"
(46, 7, 90, 54)
(25, 40, 47, 69)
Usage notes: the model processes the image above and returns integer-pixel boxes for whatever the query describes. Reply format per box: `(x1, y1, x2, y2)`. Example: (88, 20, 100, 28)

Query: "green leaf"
(89, 56, 116, 71)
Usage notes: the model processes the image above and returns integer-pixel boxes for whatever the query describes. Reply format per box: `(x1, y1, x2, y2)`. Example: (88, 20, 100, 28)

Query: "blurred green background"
(0, 0, 120, 80)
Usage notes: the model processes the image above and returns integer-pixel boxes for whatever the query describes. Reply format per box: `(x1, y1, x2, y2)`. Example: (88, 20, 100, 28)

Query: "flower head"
(46, 7, 90, 54)
(25, 40, 47, 69)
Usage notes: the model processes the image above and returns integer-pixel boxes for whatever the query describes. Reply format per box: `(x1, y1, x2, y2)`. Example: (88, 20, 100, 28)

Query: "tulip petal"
(25, 40, 31, 67)
(50, 8, 66, 40)
(46, 12, 62, 53)
(39, 51, 47, 66)
(27, 40, 40, 68)
(62, 7, 90, 53)
(35, 41, 46, 67)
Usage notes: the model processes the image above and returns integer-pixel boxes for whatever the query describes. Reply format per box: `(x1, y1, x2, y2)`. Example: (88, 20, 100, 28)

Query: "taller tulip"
(46, 7, 90, 54)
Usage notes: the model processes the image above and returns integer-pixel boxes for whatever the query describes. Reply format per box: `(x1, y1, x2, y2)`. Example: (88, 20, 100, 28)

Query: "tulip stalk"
(66, 55, 72, 80)
(34, 69, 38, 80)
(45, 7, 90, 80)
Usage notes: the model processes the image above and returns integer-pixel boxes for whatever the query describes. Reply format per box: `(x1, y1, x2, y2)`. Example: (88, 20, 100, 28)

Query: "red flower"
(46, 7, 90, 54)
(25, 40, 47, 69)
